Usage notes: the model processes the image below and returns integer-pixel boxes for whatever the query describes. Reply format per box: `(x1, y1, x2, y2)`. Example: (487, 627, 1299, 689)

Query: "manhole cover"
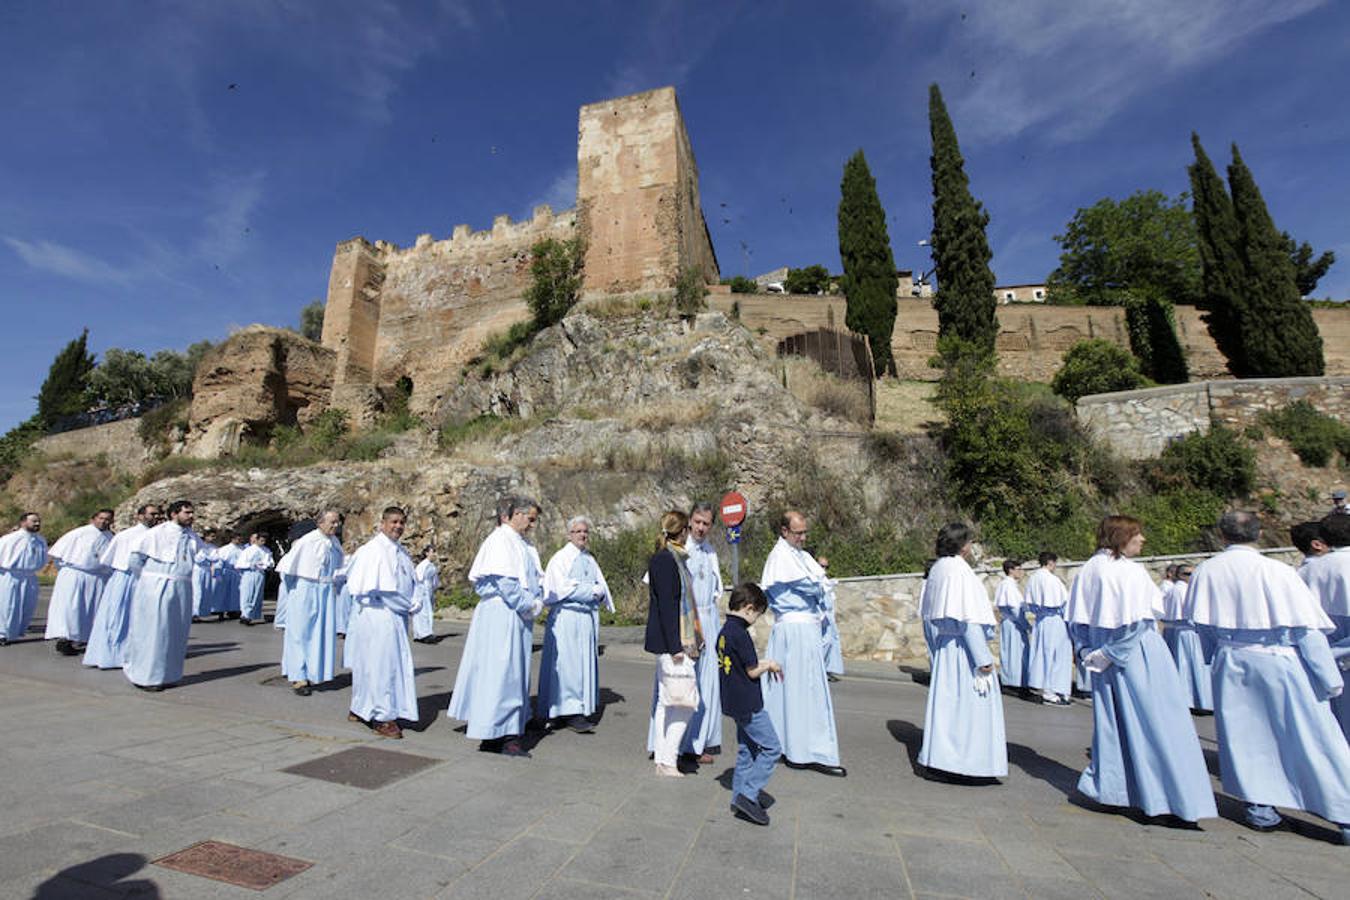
(154, 840, 311, 890)
(282, 745, 442, 789)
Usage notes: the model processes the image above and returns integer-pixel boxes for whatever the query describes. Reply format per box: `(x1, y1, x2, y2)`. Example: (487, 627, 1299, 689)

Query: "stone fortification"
(711, 296, 1350, 384)
(1076, 376, 1350, 460)
(184, 326, 336, 458)
(321, 87, 718, 419)
(31, 418, 157, 475)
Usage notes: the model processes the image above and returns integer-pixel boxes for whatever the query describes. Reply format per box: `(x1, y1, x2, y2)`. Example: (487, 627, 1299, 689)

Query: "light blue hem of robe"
(410, 582, 435, 639)
(274, 577, 289, 629)
(1206, 626, 1350, 826)
(537, 602, 600, 719)
(0, 570, 40, 640)
(192, 561, 214, 616)
(218, 567, 241, 613)
(1073, 621, 1217, 822)
(1027, 607, 1072, 696)
(1162, 621, 1215, 711)
(239, 570, 265, 621)
(336, 583, 353, 634)
(122, 559, 193, 687)
(823, 600, 845, 676)
(762, 619, 840, 766)
(448, 575, 534, 739)
(919, 619, 1007, 777)
(346, 596, 418, 722)
(45, 567, 106, 642)
(281, 575, 338, 684)
(82, 569, 136, 668)
(997, 609, 1030, 688)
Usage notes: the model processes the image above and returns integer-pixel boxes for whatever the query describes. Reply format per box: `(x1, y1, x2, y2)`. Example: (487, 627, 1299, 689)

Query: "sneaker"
(1043, 696, 1072, 707)
(730, 793, 769, 826)
(756, 789, 776, 810)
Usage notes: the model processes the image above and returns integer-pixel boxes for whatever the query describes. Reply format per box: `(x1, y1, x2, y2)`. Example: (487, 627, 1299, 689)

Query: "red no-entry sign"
(719, 491, 747, 527)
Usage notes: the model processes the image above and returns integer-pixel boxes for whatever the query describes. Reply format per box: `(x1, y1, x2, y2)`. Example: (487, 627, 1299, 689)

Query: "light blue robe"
(238, 570, 265, 621)
(997, 607, 1031, 688)
(45, 565, 106, 642)
(215, 545, 244, 613)
(537, 552, 602, 719)
(0, 534, 46, 641)
(1027, 606, 1072, 697)
(448, 568, 541, 739)
(1073, 621, 1218, 821)
(336, 582, 353, 634)
(1205, 626, 1350, 826)
(281, 571, 338, 685)
(1161, 620, 1215, 712)
(762, 574, 840, 766)
(123, 539, 196, 687)
(191, 545, 217, 616)
(346, 590, 418, 722)
(82, 569, 136, 668)
(919, 619, 1008, 777)
(673, 539, 723, 754)
(1328, 615, 1350, 741)
(822, 588, 844, 676)
(274, 577, 289, 629)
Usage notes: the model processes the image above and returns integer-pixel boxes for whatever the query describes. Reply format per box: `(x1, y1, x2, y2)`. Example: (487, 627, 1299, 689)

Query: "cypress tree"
(1188, 134, 1249, 375)
(837, 149, 899, 376)
(1227, 144, 1324, 376)
(36, 328, 96, 426)
(928, 83, 998, 360)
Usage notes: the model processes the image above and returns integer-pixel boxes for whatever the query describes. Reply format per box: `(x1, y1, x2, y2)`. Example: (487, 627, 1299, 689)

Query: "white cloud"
(889, 0, 1328, 144)
(196, 170, 266, 264)
(527, 166, 578, 216)
(3, 237, 134, 285)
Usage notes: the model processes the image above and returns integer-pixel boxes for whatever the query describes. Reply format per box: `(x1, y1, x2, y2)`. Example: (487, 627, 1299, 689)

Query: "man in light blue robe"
(122, 501, 204, 690)
(1068, 518, 1216, 824)
(647, 503, 724, 761)
(994, 559, 1029, 691)
(1025, 551, 1072, 706)
(449, 498, 544, 757)
(411, 547, 439, 643)
(213, 534, 246, 619)
(84, 504, 160, 669)
(1188, 511, 1350, 842)
(1299, 514, 1350, 742)
(537, 515, 612, 733)
(45, 509, 114, 655)
(277, 511, 344, 696)
(760, 510, 845, 775)
(345, 506, 419, 739)
(918, 524, 1007, 779)
(0, 513, 47, 645)
(1158, 564, 1213, 713)
(190, 527, 219, 622)
(234, 533, 273, 625)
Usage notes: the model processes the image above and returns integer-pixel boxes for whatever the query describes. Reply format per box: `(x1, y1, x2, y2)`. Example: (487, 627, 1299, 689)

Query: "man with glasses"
(759, 510, 846, 776)
(537, 515, 612, 733)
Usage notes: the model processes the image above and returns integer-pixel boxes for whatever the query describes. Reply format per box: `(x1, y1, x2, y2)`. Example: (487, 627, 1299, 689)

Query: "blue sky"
(3, 0, 1347, 433)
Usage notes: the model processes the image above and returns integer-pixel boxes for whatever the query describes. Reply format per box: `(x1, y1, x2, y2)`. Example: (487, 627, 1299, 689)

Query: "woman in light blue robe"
(1068, 517, 1217, 825)
(1158, 572, 1214, 713)
(448, 510, 544, 752)
(760, 520, 842, 772)
(537, 533, 610, 725)
(918, 524, 1007, 779)
(1025, 556, 1072, 704)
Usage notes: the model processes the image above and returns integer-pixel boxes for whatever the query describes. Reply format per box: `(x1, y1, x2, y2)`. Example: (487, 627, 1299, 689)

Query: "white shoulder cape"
(275, 529, 343, 580)
(544, 542, 614, 612)
(133, 521, 203, 564)
(467, 524, 530, 584)
(100, 523, 147, 572)
(345, 532, 416, 598)
(1064, 550, 1159, 629)
(920, 555, 995, 625)
(1297, 546, 1350, 618)
(1186, 545, 1333, 631)
(761, 537, 827, 590)
(0, 529, 47, 569)
(1023, 568, 1068, 608)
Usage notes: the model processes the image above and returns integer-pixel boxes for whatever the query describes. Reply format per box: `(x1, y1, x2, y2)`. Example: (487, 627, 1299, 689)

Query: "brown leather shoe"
(347, 712, 366, 725)
(372, 721, 403, 739)
(697, 753, 715, 765)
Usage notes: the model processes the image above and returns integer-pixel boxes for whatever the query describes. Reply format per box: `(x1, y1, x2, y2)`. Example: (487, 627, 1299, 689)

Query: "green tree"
(88, 348, 155, 406)
(1188, 134, 1249, 375)
(1124, 291, 1189, 384)
(837, 150, 899, 376)
(1051, 339, 1147, 403)
(36, 329, 96, 424)
(928, 83, 998, 361)
(1047, 190, 1200, 307)
(674, 265, 708, 317)
(784, 264, 831, 295)
(724, 275, 758, 294)
(1227, 144, 1324, 376)
(299, 300, 325, 341)
(525, 237, 585, 328)
(1281, 232, 1336, 297)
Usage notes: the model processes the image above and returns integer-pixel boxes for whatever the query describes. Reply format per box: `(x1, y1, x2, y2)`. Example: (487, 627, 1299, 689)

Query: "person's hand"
(764, 659, 782, 674)
(978, 664, 993, 674)
(1083, 649, 1112, 673)
(683, 642, 699, 660)
(672, 652, 685, 664)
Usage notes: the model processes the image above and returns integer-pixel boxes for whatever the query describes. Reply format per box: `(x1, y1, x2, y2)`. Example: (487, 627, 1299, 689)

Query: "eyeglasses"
(788, 529, 808, 536)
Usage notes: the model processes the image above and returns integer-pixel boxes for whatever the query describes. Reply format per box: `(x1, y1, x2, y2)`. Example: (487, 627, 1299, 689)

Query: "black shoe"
(293, 684, 312, 696)
(501, 739, 531, 758)
(479, 738, 504, 753)
(827, 673, 841, 683)
(1042, 696, 1072, 707)
(134, 683, 166, 692)
(730, 793, 770, 826)
(568, 716, 596, 734)
(756, 789, 775, 810)
(0, 637, 8, 647)
(242, 619, 255, 626)
(813, 764, 848, 777)
(216, 612, 226, 621)
(191, 616, 203, 624)
(55, 639, 79, 656)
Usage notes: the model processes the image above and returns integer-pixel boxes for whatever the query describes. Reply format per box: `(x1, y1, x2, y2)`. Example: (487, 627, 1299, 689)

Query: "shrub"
(137, 398, 190, 455)
(674, 266, 708, 317)
(1051, 339, 1147, 403)
(784, 264, 830, 295)
(1147, 426, 1255, 497)
(306, 409, 350, 454)
(1121, 488, 1226, 555)
(1261, 400, 1350, 468)
(524, 237, 585, 329)
(726, 276, 758, 294)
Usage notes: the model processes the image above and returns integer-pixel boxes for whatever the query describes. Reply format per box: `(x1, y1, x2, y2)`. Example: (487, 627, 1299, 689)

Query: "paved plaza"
(0, 589, 1346, 899)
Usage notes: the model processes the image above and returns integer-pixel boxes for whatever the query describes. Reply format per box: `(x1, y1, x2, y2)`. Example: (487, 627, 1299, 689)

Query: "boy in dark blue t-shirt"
(717, 582, 783, 825)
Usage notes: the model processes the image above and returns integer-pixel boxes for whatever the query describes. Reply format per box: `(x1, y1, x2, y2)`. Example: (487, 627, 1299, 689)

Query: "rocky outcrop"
(184, 326, 336, 458)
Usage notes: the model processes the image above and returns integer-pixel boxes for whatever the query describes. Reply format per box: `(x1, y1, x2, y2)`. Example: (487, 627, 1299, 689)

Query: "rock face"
(184, 326, 336, 458)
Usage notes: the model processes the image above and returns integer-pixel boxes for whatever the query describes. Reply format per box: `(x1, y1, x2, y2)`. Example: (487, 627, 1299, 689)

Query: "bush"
(524, 237, 585, 329)
(590, 525, 659, 623)
(726, 276, 758, 294)
(1051, 339, 1147, 403)
(137, 397, 190, 455)
(674, 266, 708, 317)
(306, 409, 350, 454)
(784, 264, 831, 295)
(1261, 401, 1350, 468)
(1121, 489, 1226, 555)
(1147, 426, 1255, 497)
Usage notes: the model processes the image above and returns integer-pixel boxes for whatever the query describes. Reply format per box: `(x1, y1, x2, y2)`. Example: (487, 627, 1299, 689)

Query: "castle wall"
(32, 418, 156, 475)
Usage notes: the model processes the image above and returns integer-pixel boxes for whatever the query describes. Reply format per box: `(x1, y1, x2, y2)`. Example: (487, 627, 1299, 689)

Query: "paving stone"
(533, 877, 661, 899)
(793, 845, 910, 899)
(1058, 849, 1206, 899)
(273, 845, 466, 900)
(393, 790, 552, 865)
(436, 835, 579, 898)
(559, 818, 697, 894)
(223, 779, 366, 826)
(894, 833, 1018, 898)
(0, 822, 137, 885)
(281, 745, 444, 790)
(665, 860, 795, 900)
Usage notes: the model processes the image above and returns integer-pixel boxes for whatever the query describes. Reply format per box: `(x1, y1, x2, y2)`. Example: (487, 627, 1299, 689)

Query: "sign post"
(719, 491, 748, 586)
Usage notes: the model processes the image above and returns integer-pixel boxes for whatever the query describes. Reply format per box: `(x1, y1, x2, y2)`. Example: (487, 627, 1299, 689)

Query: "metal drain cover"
(154, 840, 312, 891)
(281, 745, 442, 789)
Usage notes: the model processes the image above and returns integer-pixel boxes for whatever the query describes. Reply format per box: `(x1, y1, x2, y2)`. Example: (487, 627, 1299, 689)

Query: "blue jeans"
(732, 708, 781, 803)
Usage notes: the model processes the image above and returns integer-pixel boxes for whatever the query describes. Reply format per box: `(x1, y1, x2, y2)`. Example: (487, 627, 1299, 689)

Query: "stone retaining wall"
(31, 417, 154, 474)
(1077, 376, 1350, 460)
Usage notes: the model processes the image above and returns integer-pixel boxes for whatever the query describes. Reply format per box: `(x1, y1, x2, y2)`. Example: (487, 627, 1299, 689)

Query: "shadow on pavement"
(1006, 741, 1081, 797)
(408, 690, 452, 733)
(185, 642, 241, 659)
(176, 662, 275, 687)
(896, 665, 931, 686)
(885, 719, 923, 772)
(31, 852, 161, 899)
